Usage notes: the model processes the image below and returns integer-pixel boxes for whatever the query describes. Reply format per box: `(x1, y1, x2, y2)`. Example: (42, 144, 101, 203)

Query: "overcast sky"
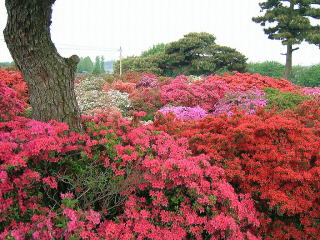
(0, 0, 318, 65)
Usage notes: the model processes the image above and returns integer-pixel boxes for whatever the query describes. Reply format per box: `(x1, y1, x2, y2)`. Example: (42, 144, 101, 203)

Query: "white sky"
(0, 0, 318, 65)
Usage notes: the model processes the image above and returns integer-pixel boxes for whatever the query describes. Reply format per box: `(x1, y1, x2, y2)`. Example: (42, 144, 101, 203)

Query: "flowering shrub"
(136, 74, 159, 89)
(0, 110, 261, 239)
(154, 105, 320, 239)
(0, 79, 27, 121)
(106, 90, 132, 115)
(102, 80, 136, 94)
(160, 75, 228, 111)
(213, 88, 267, 115)
(207, 72, 298, 92)
(130, 88, 163, 115)
(0, 69, 28, 101)
(301, 87, 320, 99)
(117, 72, 158, 84)
(158, 105, 208, 120)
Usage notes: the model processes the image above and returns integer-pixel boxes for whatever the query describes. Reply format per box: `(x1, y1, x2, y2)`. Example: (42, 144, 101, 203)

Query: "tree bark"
(284, 43, 293, 80)
(3, 0, 82, 131)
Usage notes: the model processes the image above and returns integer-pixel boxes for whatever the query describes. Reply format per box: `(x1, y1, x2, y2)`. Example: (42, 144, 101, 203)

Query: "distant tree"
(164, 32, 247, 76)
(141, 43, 166, 57)
(93, 56, 102, 74)
(4, 0, 82, 131)
(83, 56, 94, 72)
(100, 56, 105, 73)
(114, 54, 165, 75)
(253, 0, 320, 79)
(77, 56, 94, 73)
(0, 61, 14, 67)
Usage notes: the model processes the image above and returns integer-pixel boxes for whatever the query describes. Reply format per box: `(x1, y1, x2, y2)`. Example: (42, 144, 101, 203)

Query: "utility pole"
(119, 46, 122, 75)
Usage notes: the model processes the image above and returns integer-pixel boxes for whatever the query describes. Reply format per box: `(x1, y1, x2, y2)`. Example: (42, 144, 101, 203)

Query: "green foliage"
(247, 61, 284, 79)
(114, 32, 247, 77)
(253, 0, 320, 78)
(164, 32, 247, 76)
(114, 54, 166, 75)
(292, 64, 320, 87)
(264, 87, 309, 111)
(92, 56, 105, 74)
(76, 56, 93, 73)
(252, 0, 320, 46)
(141, 43, 166, 57)
(100, 56, 106, 73)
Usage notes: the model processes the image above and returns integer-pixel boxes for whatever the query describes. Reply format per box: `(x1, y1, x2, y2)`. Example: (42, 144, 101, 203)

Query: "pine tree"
(253, 0, 320, 79)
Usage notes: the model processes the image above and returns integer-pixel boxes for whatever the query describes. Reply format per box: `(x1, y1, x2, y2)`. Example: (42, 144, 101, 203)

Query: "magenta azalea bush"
(160, 75, 228, 111)
(301, 87, 320, 99)
(158, 106, 208, 120)
(213, 88, 267, 115)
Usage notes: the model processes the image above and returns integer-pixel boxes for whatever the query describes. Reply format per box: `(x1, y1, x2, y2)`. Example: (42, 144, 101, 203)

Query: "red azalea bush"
(0, 79, 27, 121)
(130, 87, 164, 114)
(0, 106, 260, 239)
(0, 69, 28, 101)
(117, 72, 158, 84)
(102, 80, 137, 94)
(154, 102, 320, 239)
(160, 75, 228, 111)
(207, 72, 298, 92)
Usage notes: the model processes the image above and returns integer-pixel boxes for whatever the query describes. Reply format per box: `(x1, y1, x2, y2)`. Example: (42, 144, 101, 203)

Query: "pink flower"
(85, 209, 101, 225)
(42, 176, 58, 189)
(60, 192, 74, 200)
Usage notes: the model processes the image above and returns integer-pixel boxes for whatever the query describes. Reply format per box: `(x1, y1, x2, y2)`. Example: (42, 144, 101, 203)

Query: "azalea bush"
(2, 69, 320, 240)
(160, 75, 228, 111)
(158, 106, 208, 120)
(301, 87, 320, 99)
(154, 103, 320, 240)
(208, 72, 298, 92)
(0, 69, 28, 102)
(0, 79, 27, 121)
(0, 110, 261, 239)
(213, 88, 267, 115)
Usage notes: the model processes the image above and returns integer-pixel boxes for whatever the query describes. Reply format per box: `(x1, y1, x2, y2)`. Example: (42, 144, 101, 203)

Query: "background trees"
(253, 0, 320, 79)
(114, 32, 247, 76)
(76, 56, 94, 73)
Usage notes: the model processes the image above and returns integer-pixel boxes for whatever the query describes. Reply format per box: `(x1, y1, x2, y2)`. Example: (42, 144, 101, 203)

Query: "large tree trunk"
(284, 43, 293, 80)
(3, 0, 82, 131)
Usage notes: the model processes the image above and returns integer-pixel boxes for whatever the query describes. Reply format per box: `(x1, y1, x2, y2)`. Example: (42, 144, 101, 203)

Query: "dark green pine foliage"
(306, 1, 320, 47)
(253, 0, 320, 79)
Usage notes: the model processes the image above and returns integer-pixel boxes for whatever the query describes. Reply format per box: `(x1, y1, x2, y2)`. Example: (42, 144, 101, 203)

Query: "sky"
(0, 0, 318, 65)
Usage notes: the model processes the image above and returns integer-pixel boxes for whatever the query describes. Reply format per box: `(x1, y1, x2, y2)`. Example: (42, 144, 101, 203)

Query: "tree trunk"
(3, 0, 82, 131)
(284, 43, 293, 80)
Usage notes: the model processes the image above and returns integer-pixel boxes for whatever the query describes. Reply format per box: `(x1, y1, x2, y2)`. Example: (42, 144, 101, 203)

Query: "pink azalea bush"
(0, 79, 27, 121)
(213, 88, 267, 115)
(160, 75, 228, 111)
(301, 87, 320, 99)
(158, 106, 208, 120)
(0, 80, 260, 239)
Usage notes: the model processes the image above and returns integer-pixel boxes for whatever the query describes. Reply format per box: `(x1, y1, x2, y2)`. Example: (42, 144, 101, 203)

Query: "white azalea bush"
(106, 90, 132, 115)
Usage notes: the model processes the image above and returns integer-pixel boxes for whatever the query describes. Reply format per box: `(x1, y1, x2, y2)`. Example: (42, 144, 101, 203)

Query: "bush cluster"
(2, 69, 320, 239)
